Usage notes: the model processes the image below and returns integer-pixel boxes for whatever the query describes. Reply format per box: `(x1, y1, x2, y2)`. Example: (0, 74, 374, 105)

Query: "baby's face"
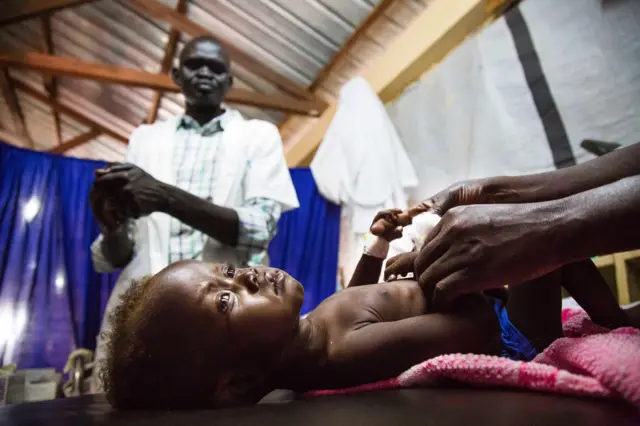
(147, 260, 304, 364)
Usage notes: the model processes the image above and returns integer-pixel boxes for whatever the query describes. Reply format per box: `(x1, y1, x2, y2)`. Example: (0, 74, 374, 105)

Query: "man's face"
(174, 39, 232, 107)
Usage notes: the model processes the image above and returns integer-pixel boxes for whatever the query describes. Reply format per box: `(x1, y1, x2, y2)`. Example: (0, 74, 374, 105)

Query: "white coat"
(89, 110, 298, 389)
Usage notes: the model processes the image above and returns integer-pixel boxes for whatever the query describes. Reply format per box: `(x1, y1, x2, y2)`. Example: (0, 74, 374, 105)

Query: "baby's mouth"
(267, 270, 285, 295)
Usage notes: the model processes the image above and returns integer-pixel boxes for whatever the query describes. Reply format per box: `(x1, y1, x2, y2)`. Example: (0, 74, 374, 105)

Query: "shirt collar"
(178, 111, 230, 135)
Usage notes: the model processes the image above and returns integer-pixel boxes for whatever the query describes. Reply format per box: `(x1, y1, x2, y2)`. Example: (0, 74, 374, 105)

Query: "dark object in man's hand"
(93, 163, 167, 219)
(89, 186, 127, 232)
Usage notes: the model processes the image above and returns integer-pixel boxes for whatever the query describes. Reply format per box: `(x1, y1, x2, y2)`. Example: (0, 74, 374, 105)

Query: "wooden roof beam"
(125, 0, 322, 106)
(11, 78, 129, 144)
(40, 14, 63, 147)
(0, 68, 33, 147)
(49, 128, 100, 153)
(0, 52, 325, 116)
(285, 0, 506, 167)
(1, 0, 97, 26)
(146, 0, 187, 124)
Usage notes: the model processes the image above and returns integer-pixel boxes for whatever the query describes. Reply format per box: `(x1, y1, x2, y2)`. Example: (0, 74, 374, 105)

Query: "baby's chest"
(323, 281, 427, 326)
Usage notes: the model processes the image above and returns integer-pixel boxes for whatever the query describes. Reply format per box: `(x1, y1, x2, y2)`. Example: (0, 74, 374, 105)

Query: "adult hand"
(385, 203, 569, 310)
(89, 184, 128, 232)
(411, 178, 507, 216)
(93, 163, 167, 219)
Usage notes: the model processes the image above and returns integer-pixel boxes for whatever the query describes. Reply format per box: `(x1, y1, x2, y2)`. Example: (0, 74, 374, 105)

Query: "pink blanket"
(310, 309, 640, 408)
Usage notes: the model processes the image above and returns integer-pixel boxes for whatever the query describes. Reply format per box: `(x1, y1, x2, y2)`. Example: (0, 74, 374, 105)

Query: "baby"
(101, 210, 629, 409)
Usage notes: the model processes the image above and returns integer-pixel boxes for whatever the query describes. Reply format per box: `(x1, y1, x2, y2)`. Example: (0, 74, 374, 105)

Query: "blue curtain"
(0, 142, 118, 371)
(0, 144, 340, 370)
(269, 169, 341, 315)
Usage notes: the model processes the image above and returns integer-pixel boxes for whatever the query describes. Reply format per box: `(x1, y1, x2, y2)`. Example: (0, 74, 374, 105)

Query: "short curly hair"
(99, 275, 220, 409)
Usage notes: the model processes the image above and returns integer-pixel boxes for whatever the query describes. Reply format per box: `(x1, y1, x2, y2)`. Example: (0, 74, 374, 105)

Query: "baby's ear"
(214, 370, 267, 407)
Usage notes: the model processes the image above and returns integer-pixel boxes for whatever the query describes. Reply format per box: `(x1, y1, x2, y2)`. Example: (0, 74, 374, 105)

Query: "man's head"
(172, 36, 233, 107)
(102, 260, 304, 409)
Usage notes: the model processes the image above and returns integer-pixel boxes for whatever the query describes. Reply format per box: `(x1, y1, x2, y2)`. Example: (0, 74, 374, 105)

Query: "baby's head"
(101, 260, 304, 409)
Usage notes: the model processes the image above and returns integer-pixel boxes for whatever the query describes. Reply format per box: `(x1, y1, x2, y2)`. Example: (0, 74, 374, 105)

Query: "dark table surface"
(1, 388, 637, 426)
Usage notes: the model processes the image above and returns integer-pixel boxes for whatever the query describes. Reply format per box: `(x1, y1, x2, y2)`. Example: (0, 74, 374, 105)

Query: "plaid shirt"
(169, 113, 281, 266)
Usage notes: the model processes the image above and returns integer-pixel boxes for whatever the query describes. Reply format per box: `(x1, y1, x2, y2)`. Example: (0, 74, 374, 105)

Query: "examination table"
(1, 387, 638, 426)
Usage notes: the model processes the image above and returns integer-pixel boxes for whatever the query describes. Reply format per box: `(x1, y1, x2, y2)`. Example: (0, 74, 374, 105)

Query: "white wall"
(387, 0, 640, 202)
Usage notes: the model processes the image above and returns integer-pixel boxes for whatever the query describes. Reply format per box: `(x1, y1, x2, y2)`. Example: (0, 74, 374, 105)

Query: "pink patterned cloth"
(309, 309, 640, 408)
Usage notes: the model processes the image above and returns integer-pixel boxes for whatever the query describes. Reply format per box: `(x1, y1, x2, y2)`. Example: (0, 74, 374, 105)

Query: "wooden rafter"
(0, 68, 32, 146)
(11, 78, 129, 144)
(309, 0, 397, 92)
(41, 14, 63, 147)
(0, 52, 325, 116)
(49, 128, 100, 153)
(146, 0, 187, 124)
(1, 0, 96, 26)
(124, 0, 320, 104)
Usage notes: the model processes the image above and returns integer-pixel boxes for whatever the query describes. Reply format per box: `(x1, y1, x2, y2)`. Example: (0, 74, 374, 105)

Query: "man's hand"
(385, 202, 569, 310)
(370, 209, 413, 242)
(93, 163, 168, 219)
(89, 184, 128, 232)
(411, 179, 504, 216)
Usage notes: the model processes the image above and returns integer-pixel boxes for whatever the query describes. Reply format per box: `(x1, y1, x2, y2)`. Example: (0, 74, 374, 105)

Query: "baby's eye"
(218, 292, 232, 313)
(224, 265, 236, 278)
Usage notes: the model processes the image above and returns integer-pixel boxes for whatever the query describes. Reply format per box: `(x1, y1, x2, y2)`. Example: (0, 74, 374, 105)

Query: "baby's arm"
(347, 209, 409, 288)
(332, 296, 499, 377)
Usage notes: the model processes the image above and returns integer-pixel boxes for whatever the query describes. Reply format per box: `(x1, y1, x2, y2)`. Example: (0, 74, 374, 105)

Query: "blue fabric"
(491, 297, 537, 361)
(0, 142, 119, 371)
(269, 169, 341, 315)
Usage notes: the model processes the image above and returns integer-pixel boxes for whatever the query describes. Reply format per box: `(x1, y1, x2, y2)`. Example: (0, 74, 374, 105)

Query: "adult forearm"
(160, 183, 239, 246)
(555, 175, 640, 263)
(100, 223, 135, 269)
(485, 142, 640, 204)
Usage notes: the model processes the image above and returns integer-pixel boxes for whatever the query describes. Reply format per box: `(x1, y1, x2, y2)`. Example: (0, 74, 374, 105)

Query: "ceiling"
(0, 0, 431, 162)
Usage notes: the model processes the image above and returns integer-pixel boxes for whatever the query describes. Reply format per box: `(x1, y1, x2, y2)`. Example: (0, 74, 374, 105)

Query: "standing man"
(88, 35, 299, 390)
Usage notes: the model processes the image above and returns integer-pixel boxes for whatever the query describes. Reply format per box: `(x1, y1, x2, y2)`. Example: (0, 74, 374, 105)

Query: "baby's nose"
(238, 268, 260, 293)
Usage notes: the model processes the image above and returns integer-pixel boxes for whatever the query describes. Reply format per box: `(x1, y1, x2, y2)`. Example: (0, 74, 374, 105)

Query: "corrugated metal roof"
(0, 0, 430, 162)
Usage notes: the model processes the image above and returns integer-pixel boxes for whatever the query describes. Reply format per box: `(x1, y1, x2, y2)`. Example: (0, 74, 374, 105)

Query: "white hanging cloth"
(311, 77, 418, 235)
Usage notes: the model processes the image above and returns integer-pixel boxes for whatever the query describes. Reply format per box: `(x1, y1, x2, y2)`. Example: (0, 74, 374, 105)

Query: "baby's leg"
(625, 303, 640, 329)
(560, 259, 628, 329)
(506, 269, 564, 353)
(507, 259, 630, 355)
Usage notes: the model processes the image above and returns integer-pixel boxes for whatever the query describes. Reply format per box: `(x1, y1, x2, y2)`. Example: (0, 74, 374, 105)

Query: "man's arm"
(560, 174, 640, 262)
(334, 296, 497, 379)
(486, 142, 640, 204)
(421, 143, 640, 216)
(159, 183, 240, 246)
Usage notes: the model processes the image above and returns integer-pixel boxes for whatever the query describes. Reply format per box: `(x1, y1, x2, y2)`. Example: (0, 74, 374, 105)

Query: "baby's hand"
(370, 209, 412, 242)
